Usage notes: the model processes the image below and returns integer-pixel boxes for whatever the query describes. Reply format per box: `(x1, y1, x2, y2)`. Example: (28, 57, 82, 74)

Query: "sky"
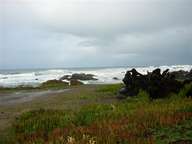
(0, 0, 192, 69)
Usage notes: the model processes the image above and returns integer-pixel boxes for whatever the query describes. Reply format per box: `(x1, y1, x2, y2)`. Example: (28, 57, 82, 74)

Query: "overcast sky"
(0, 0, 192, 69)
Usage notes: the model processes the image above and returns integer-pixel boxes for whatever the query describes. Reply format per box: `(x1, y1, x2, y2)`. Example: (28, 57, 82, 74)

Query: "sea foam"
(0, 65, 191, 88)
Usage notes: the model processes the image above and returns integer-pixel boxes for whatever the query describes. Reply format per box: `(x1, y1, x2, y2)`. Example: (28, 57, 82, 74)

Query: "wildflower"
(67, 136, 76, 144)
(88, 139, 96, 144)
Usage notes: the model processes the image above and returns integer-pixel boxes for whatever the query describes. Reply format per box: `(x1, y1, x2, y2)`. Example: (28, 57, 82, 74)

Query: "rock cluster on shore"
(41, 73, 97, 87)
(59, 73, 98, 81)
(41, 79, 84, 87)
(118, 68, 192, 99)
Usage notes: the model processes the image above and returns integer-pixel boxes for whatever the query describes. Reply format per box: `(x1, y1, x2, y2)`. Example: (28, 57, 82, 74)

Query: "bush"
(178, 83, 192, 98)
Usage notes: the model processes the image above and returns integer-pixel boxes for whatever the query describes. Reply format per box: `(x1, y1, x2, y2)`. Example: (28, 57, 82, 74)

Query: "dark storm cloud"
(0, 0, 192, 69)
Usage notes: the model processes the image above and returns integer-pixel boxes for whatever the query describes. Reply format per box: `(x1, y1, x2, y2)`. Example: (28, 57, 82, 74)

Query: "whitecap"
(0, 65, 191, 88)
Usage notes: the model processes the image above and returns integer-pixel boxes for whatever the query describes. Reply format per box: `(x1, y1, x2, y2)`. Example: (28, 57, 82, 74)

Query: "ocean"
(0, 65, 192, 88)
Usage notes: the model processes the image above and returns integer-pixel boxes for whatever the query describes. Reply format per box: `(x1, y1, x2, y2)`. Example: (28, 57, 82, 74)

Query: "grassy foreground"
(0, 83, 192, 144)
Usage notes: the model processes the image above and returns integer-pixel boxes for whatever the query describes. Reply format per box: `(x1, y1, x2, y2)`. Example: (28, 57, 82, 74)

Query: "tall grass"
(8, 85, 192, 144)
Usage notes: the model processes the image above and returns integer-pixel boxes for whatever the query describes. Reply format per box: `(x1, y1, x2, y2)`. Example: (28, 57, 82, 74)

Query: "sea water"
(0, 65, 192, 88)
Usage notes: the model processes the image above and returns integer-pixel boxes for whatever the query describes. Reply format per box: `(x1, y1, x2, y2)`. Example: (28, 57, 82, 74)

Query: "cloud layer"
(0, 0, 192, 69)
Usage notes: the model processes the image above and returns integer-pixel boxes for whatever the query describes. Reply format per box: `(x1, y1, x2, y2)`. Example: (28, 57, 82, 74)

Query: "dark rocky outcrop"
(60, 73, 97, 81)
(71, 73, 97, 80)
(0, 77, 8, 80)
(113, 77, 119, 80)
(59, 75, 71, 81)
(118, 68, 192, 99)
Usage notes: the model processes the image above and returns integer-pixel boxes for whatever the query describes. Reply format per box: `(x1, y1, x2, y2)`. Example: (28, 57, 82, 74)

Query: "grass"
(96, 83, 124, 94)
(152, 118, 192, 144)
(1, 83, 192, 144)
(0, 80, 70, 93)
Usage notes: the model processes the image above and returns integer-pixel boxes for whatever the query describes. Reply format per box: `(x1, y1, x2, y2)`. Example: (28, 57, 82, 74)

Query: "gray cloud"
(0, 0, 192, 69)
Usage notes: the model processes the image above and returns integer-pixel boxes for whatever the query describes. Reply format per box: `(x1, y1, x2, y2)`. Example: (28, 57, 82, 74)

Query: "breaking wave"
(0, 65, 191, 88)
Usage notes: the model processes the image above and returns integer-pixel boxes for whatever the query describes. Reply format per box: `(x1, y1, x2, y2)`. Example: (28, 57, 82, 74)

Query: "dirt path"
(0, 89, 70, 106)
(0, 85, 118, 139)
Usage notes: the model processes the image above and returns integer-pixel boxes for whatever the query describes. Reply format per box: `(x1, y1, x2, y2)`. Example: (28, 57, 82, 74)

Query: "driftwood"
(118, 68, 192, 99)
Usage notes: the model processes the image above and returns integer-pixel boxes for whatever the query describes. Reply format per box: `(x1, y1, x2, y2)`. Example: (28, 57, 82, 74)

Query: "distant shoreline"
(0, 65, 192, 88)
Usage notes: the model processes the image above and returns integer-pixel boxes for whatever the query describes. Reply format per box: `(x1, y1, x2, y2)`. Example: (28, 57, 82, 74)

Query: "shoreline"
(1, 65, 192, 88)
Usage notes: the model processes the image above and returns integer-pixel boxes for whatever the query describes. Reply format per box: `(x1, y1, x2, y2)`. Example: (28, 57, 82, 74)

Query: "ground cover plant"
(4, 83, 192, 144)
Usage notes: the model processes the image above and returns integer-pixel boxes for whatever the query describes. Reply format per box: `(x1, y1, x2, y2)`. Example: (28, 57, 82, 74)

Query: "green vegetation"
(96, 83, 124, 93)
(0, 80, 69, 93)
(0, 86, 37, 93)
(40, 80, 69, 89)
(153, 119, 192, 144)
(0, 79, 87, 94)
(0, 84, 192, 144)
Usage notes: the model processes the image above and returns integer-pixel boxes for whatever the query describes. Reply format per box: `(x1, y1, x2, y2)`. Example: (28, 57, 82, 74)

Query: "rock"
(59, 75, 71, 81)
(70, 79, 84, 86)
(113, 77, 119, 80)
(60, 73, 97, 81)
(1, 77, 8, 79)
(71, 73, 97, 80)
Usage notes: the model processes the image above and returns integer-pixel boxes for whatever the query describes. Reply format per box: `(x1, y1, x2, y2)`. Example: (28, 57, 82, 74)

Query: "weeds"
(96, 83, 123, 94)
(4, 84, 192, 144)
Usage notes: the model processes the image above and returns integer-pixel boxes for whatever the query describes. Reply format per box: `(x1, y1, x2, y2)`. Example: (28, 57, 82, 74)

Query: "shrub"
(178, 83, 192, 98)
